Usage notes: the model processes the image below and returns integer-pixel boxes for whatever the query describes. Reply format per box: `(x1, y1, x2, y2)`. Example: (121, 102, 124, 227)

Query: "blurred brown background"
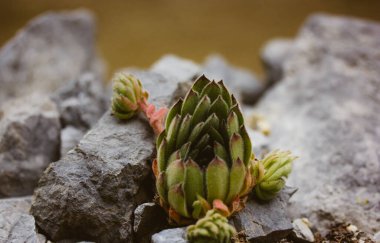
(1, 0, 380, 77)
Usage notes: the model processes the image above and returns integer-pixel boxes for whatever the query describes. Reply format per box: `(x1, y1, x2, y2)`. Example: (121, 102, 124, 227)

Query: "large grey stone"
(151, 54, 201, 82)
(52, 72, 108, 130)
(30, 70, 187, 243)
(52, 72, 108, 156)
(0, 96, 60, 197)
(231, 187, 296, 243)
(260, 38, 294, 84)
(0, 197, 44, 243)
(252, 14, 380, 234)
(0, 9, 104, 103)
(202, 54, 265, 104)
(151, 228, 187, 243)
(133, 203, 168, 243)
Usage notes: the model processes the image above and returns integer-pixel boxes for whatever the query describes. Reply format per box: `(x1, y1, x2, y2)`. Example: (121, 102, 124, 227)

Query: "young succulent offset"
(152, 75, 256, 224)
(111, 73, 148, 120)
(253, 150, 295, 201)
(187, 210, 236, 243)
(111, 73, 167, 134)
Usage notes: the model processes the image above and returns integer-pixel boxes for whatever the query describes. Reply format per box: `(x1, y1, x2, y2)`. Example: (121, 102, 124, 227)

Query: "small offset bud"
(111, 73, 148, 120)
(254, 151, 296, 201)
(187, 210, 236, 243)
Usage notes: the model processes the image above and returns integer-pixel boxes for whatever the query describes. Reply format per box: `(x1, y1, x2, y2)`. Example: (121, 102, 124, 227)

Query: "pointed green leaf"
(226, 112, 240, 138)
(226, 158, 246, 203)
(191, 96, 211, 126)
(156, 172, 167, 203)
(213, 142, 229, 164)
(203, 113, 219, 131)
(209, 127, 225, 145)
(166, 160, 185, 188)
(168, 183, 189, 217)
(206, 157, 229, 203)
(209, 95, 229, 120)
(200, 81, 221, 102)
(176, 114, 192, 148)
(192, 75, 211, 94)
(189, 122, 205, 143)
(240, 126, 252, 165)
(184, 159, 204, 207)
(217, 80, 232, 107)
(167, 150, 180, 167)
(181, 90, 199, 116)
(166, 115, 181, 151)
(165, 99, 183, 131)
(230, 133, 244, 163)
(156, 131, 165, 151)
(157, 139, 167, 172)
(179, 142, 191, 160)
(230, 104, 244, 126)
(193, 134, 210, 151)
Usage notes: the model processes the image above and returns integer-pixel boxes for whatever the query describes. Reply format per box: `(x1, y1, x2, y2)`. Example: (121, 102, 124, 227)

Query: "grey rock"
(0, 196, 42, 243)
(52, 72, 108, 130)
(202, 54, 265, 104)
(0, 9, 104, 104)
(0, 96, 60, 197)
(60, 126, 85, 156)
(231, 187, 296, 243)
(31, 71, 184, 242)
(253, 37, 297, 116)
(261, 38, 294, 84)
(290, 218, 315, 243)
(151, 54, 201, 82)
(133, 203, 168, 243)
(252, 14, 380, 234)
(151, 228, 187, 243)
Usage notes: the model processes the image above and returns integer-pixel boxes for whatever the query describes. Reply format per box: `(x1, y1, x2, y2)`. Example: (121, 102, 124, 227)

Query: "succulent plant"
(111, 73, 167, 134)
(253, 150, 296, 201)
(152, 75, 256, 224)
(187, 209, 236, 243)
(111, 73, 148, 120)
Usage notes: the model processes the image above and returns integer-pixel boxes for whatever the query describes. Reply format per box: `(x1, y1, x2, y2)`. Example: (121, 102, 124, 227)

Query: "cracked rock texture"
(0, 9, 104, 104)
(231, 188, 296, 243)
(0, 96, 61, 198)
(0, 197, 45, 243)
(30, 67, 198, 242)
(0, 10, 107, 198)
(251, 14, 380, 234)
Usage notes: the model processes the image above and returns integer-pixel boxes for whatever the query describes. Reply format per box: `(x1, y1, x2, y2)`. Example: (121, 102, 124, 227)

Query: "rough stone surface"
(261, 38, 294, 84)
(133, 203, 168, 243)
(52, 72, 108, 129)
(31, 70, 187, 243)
(60, 126, 86, 156)
(290, 218, 315, 242)
(0, 197, 43, 243)
(0, 96, 61, 197)
(151, 228, 187, 243)
(0, 10, 104, 104)
(252, 14, 380, 234)
(231, 187, 296, 243)
(202, 54, 265, 104)
(151, 54, 201, 82)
